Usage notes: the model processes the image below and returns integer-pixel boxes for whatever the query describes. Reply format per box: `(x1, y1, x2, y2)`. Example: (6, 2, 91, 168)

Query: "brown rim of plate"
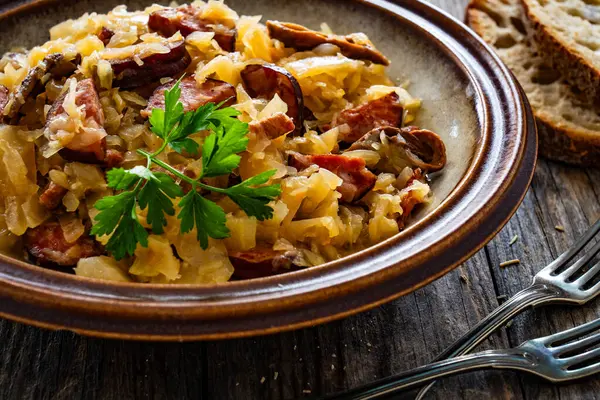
(0, 0, 537, 340)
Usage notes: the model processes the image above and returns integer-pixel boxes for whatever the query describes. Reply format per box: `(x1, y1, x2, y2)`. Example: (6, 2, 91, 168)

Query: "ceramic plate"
(0, 0, 536, 340)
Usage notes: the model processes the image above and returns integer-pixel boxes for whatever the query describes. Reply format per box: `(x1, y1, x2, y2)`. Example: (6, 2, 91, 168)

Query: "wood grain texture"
(0, 0, 598, 398)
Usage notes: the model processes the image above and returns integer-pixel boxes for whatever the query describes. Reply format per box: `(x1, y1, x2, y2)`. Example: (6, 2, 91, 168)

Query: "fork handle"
(413, 283, 558, 399)
(324, 349, 534, 399)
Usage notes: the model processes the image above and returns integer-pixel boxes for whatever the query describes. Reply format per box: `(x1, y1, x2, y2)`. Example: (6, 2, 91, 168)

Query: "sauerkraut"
(0, 0, 447, 284)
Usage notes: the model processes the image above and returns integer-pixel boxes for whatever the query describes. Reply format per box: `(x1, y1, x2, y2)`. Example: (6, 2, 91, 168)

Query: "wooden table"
(2, 0, 600, 399)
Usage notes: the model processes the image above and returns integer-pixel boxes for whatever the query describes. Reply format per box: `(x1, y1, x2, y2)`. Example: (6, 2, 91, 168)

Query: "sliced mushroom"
(230, 247, 303, 280)
(0, 51, 28, 73)
(348, 126, 447, 173)
(149, 5, 236, 52)
(288, 151, 377, 203)
(331, 92, 403, 143)
(4, 53, 80, 120)
(0, 85, 8, 115)
(266, 20, 389, 66)
(141, 76, 236, 118)
(109, 40, 191, 89)
(241, 64, 304, 134)
(24, 220, 103, 267)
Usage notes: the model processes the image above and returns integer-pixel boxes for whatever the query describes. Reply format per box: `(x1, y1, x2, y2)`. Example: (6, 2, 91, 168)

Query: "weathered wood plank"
(485, 159, 600, 400)
(201, 249, 522, 399)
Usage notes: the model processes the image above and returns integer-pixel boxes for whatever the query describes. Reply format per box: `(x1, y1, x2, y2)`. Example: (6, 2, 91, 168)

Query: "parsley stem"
(136, 149, 229, 195)
(150, 142, 169, 158)
(137, 149, 192, 183)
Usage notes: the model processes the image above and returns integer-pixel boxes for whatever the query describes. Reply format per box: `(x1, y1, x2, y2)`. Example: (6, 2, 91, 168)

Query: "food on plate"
(266, 21, 390, 66)
(467, 0, 600, 166)
(0, 1, 447, 283)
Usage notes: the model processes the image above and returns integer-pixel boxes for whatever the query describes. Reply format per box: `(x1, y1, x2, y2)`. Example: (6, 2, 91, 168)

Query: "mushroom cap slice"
(348, 126, 447, 173)
(241, 63, 304, 134)
(266, 20, 390, 66)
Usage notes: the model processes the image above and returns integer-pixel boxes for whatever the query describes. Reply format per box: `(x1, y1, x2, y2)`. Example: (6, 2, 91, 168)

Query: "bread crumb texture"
(467, 0, 600, 166)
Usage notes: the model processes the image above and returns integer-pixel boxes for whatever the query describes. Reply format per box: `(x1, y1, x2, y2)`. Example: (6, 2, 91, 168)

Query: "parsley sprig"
(91, 81, 281, 259)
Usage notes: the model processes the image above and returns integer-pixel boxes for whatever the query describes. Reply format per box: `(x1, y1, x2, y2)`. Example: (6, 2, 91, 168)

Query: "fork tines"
(543, 318, 600, 374)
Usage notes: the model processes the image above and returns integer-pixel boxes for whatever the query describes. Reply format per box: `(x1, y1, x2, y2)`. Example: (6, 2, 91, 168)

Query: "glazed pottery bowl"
(0, 0, 536, 340)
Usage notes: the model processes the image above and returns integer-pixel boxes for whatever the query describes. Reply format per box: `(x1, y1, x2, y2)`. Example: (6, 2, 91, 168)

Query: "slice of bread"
(466, 0, 600, 166)
(522, 0, 600, 103)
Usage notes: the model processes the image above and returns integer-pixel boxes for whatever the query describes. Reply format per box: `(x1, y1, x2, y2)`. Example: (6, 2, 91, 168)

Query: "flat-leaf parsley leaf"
(93, 81, 281, 259)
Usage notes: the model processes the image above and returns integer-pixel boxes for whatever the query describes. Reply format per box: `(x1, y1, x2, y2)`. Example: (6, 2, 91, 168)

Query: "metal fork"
(325, 317, 600, 399)
(409, 218, 600, 399)
(328, 218, 600, 399)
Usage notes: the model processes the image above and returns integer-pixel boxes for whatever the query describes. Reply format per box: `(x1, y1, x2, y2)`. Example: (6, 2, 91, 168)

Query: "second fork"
(411, 218, 600, 398)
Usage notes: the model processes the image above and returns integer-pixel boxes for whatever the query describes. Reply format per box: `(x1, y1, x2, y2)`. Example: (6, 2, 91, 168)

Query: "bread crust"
(466, 0, 600, 166)
(522, 0, 600, 103)
(536, 115, 600, 167)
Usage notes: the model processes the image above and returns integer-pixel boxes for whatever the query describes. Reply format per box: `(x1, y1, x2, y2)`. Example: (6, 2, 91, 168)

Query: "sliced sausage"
(396, 169, 425, 230)
(104, 149, 124, 168)
(39, 181, 68, 210)
(24, 221, 103, 267)
(248, 112, 295, 139)
(230, 247, 302, 280)
(149, 5, 236, 52)
(331, 92, 403, 143)
(141, 76, 236, 118)
(348, 126, 447, 172)
(266, 20, 389, 66)
(5, 53, 80, 120)
(288, 152, 377, 203)
(109, 40, 191, 89)
(59, 139, 106, 165)
(47, 79, 104, 125)
(97, 27, 115, 46)
(241, 64, 304, 134)
(46, 79, 107, 164)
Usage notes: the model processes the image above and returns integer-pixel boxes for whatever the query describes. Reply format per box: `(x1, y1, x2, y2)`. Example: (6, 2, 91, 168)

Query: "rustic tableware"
(0, 0, 537, 340)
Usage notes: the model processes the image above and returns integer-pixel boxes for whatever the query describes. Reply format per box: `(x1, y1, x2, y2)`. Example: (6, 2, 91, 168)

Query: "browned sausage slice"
(241, 64, 304, 134)
(47, 79, 105, 125)
(348, 126, 447, 173)
(396, 169, 425, 230)
(109, 40, 191, 89)
(331, 92, 403, 143)
(266, 21, 390, 66)
(288, 152, 377, 203)
(248, 112, 295, 139)
(104, 149, 124, 169)
(141, 76, 236, 118)
(230, 247, 302, 280)
(39, 182, 68, 210)
(24, 221, 103, 267)
(97, 27, 115, 45)
(46, 79, 107, 164)
(149, 5, 236, 52)
(59, 139, 107, 165)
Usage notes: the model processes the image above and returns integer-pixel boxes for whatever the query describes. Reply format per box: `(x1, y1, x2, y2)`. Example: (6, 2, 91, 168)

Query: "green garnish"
(91, 81, 281, 259)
